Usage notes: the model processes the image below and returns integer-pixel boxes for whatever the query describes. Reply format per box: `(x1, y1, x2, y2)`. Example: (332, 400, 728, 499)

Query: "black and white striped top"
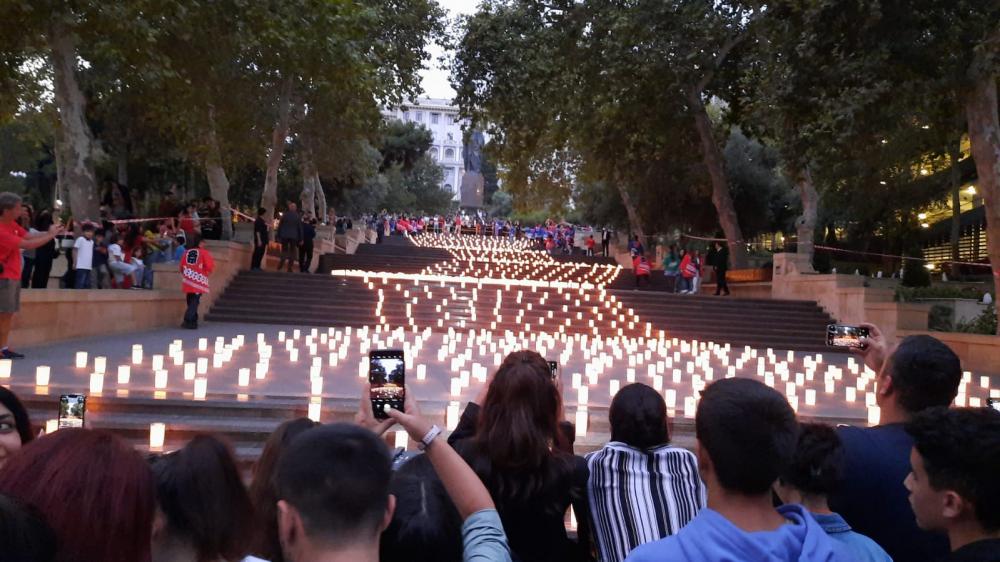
(585, 442, 706, 562)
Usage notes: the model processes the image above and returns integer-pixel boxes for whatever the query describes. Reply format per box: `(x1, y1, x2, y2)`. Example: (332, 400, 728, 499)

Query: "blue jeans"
(75, 269, 92, 289)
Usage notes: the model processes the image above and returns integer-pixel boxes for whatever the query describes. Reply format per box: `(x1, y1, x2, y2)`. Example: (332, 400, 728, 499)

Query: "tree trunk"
(949, 145, 963, 278)
(316, 177, 328, 225)
(116, 146, 128, 188)
(964, 75, 1000, 331)
(794, 166, 818, 270)
(205, 107, 233, 240)
(48, 23, 100, 221)
(300, 168, 316, 220)
(688, 92, 748, 268)
(260, 78, 294, 222)
(613, 179, 644, 242)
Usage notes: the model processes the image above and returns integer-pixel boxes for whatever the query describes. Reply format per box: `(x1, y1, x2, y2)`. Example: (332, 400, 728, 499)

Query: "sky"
(419, 0, 479, 100)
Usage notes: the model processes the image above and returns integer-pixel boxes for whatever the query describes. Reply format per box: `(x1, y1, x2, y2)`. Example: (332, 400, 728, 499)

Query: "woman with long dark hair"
(450, 350, 592, 562)
(30, 210, 57, 288)
(0, 386, 34, 470)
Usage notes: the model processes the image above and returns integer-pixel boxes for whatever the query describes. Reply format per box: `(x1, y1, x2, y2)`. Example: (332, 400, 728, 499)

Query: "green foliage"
(956, 304, 997, 336)
(724, 130, 797, 238)
(379, 120, 434, 172)
(901, 251, 932, 288)
(928, 305, 954, 332)
(894, 285, 990, 303)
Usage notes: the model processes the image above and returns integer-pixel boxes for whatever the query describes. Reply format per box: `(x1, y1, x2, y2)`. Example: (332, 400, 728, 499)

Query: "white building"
(383, 97, 468, 200)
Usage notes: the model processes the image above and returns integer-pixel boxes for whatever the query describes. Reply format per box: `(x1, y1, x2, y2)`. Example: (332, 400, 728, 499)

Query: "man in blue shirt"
(830, 324, 962, 562)
(627, 378, 852, 562)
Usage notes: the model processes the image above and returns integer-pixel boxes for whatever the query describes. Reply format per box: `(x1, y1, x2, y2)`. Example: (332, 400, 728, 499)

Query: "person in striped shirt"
(586, 383, 706, 562)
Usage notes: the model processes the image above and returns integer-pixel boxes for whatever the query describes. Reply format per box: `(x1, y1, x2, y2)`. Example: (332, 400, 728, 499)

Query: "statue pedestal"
(460, 172, 485, 208)
(773, 252, 815, 276)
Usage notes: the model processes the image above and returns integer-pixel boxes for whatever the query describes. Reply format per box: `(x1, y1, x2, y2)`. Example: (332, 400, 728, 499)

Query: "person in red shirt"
(180, 234, 215, 329)
(0, 193, 63, 358)
(585, 235, 596, 257)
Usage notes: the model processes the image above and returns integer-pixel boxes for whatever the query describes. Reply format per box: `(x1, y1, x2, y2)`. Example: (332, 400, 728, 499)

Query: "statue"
(460, 129, 486, 208)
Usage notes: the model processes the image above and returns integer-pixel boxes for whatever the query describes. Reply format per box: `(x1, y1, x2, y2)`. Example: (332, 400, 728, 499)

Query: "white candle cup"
(0, 358, 11, 378)
(184, 362, 196, 381)
(394, 429, 408, 449)
(152, 355, 164, 371)
(45, 419, 58, 434)
(255, 363, 267, 380)
(75, 351, 88, 369)
(308, 400, 322, 422)
(238, 368, 250, 387)
(154, 369, 168, 389)
(311, 377, 324, 396)
(35, 366, 50, 386)
(198, 338, 208, 351)
(93, 356, 107, 375)
(194, 377, 207, 400)
(117, 365, 131, 385)
(89, 372, 104, 394)
(197, 358, 208, 375)
(132, 345, 143, 365)
(417, 364, 427, 380)
(149, 423, 166, 452)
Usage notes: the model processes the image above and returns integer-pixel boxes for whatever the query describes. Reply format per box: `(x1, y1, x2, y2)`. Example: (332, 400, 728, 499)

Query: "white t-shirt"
(108, 243, 125, 263)
(74, 236, 95, 270)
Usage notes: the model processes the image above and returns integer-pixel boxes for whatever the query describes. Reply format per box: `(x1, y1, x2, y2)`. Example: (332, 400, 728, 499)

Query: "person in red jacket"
(180, 234, 215, 329)
(678, 249, 697, 294)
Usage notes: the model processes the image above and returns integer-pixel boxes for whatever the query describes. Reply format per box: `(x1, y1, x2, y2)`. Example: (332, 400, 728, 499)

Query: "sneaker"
(1, 349, 25, 359)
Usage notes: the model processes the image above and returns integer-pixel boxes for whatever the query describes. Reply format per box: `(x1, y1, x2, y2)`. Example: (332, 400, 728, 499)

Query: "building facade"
(383, 97, 467, 200)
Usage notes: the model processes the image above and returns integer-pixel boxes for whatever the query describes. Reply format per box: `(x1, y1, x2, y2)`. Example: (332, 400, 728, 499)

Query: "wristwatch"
(418, 425, 443, 451)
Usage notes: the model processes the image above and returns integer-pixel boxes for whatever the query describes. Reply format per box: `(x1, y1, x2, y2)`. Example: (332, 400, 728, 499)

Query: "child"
(586, 235, 596, 257)
(131, 247, 151, 289)
(92, 230, 109, 289)
(73, 225, 96, 289)
(180, 234, 214, 329)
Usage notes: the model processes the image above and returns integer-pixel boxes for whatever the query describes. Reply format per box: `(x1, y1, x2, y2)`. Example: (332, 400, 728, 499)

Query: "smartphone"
(826, 324, 870, 349)
(547, 360, 559, 380)
(987, 398, 999, 412)
(369, 350, 405, 420)
(58, 394, 86, 429)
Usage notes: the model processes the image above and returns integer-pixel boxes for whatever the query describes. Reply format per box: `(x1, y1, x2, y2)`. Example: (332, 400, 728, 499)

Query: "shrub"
(956, 303, 997, 336)
(894, 285, 988, 302)
(900, 250, 931, 288)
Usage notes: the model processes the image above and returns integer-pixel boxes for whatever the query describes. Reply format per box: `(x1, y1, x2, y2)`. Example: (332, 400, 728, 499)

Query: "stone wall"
(11, 240, 252, 347)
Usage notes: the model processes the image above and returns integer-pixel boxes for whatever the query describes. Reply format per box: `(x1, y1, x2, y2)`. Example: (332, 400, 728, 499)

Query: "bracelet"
(418, 425, 443, 451)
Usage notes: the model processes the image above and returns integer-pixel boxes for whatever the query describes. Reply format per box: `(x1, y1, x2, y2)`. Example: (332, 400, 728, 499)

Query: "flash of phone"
(987, 398, 1000, 413)
(826, 324, 870, 349)
(369, 349, 405, 420)
(58, 394, 87, 429)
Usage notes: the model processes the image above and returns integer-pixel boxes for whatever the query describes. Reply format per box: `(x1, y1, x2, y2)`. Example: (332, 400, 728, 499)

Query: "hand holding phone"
(58, 394, 86, 429)
(826, 324, 870, 350)
(369, 350, 405, 420)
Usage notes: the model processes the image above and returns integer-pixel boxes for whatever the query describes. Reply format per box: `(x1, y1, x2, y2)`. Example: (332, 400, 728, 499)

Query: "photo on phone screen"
(826, 324, 870, 349)
(370, 350, 405, 420)
(58, 394, 86, 429)
(547, 360, 559, 380)
(988, 398, 1000, 412)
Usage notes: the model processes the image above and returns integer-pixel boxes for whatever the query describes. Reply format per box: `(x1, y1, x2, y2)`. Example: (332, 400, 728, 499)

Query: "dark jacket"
(253, 217, 269, 247)
(276, 210, 303, 241)
(711, 246, 729, 270)
(948, 539, 1000, 562)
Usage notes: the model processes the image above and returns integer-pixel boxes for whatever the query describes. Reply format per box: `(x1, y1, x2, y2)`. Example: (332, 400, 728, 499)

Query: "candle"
(805, 388, 816, 406)
(194, 377, 207, 400)
(199, 338, 208, 351)
(289, 349, 299, 363)
(89, 372, 104, 394)
(311, 377, 323, 396)
(867, 406, 880, 426)
(35, 366, 50, 386)
(0, 358, 11, 378)
(45, 419, 58, 434)
(446, 401, 460, 430)
(197, 358, 208, 375)
(416, 364, 426, 381)
(450, 378, 462, 397)
(394, 429, 408, 449)
(117, 365, 131, 384)
(132, 345, 143, 364)
(575, 408, 588, 437)
(155, 369, 168, 389)
(149, 423, 166, 452)
(308, 399, 322, 422)
(238, 368, 250, 387)
(152, 354, 164, 371)
(75, 351, 88, 368)
(255, 363, 267, 380)
(609, 379, 620, 397)
(93, 356, 107, 374)
(183, 362, 196, 381)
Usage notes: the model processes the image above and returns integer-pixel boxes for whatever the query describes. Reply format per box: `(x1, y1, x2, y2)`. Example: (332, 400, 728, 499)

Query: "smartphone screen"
(58, 394, 86, 429)
(370, 350, 405, 420)
(988, 398, 1000, 412)
(826, 324, 870, 349)
(547, 360, 559, 380)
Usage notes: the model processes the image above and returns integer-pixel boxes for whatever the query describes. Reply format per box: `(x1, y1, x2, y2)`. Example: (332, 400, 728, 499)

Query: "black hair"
(888, 335, 962, 414)
(150, 434, 254, 562)
(696, 378, 798, 495)
(609, 383, 669, 449)
(257, 207, 267, 217)
(778, 423, 842, 497)
(81, 224, 96, 233)
(0, 386, 34, 445)
(275, 423, 392, 544)
(907, 406, 1000, 532)
(186, 233, 202, 248)
(380, 455, 463, 562)
(0, 493, 57, 562)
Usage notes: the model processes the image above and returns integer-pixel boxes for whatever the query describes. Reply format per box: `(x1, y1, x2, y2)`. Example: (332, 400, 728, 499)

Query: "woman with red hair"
(0, 428, 155, 562)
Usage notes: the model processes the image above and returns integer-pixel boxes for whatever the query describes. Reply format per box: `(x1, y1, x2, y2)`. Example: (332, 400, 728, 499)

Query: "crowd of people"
(0, 322, 996, 562)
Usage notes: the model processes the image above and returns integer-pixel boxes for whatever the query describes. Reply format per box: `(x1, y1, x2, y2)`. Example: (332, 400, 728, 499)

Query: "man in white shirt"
(73, 225, 96, 289)
(107, 236, 143, 288)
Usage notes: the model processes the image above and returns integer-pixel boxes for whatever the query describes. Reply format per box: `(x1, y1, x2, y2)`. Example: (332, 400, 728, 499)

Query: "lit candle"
(35, 366, 50, 386)
(132, 345, 143, 364)
(45, 419, 58, 434)
(609, 379, 620, 397)
(805, 388, 816, 406)
(89, 372, 104, 394)
(867, 406, 880, 426)
(197, 358, 208, 375)
(0, 358, 11, 378)
(394, 429, 408, 449)
(446, 401, 460, 430)
(75, 351, 88, 368)
(149, 423, 166, 452)
(194, 377, 207, 400)
(199, 338, 208, 351)
(308, 399, 322, 422)
(255, 363, 267, 380)
(155, 369, 168, 389)
(311, 377, 323, 396)
(417, 364, 426, 381)
(238, 368, 250, 387)
(93, 356, 107, 374)
(117, 364, 131, 384)
(575, 408, 588, 436)
(152, 354, 164, 371)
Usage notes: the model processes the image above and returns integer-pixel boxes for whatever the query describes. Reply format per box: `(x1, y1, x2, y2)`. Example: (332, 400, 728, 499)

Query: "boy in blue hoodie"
(627, 378, 853, 562)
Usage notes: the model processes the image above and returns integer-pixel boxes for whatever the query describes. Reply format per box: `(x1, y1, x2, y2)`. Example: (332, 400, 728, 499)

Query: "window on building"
(415, 111, 423, 122)
(431, 112, 440, 124)
(445, 148, 455, 160)
(429, 147, 439, 160)
(446, 114, 454, 125)
(403, 111, 410, 121)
